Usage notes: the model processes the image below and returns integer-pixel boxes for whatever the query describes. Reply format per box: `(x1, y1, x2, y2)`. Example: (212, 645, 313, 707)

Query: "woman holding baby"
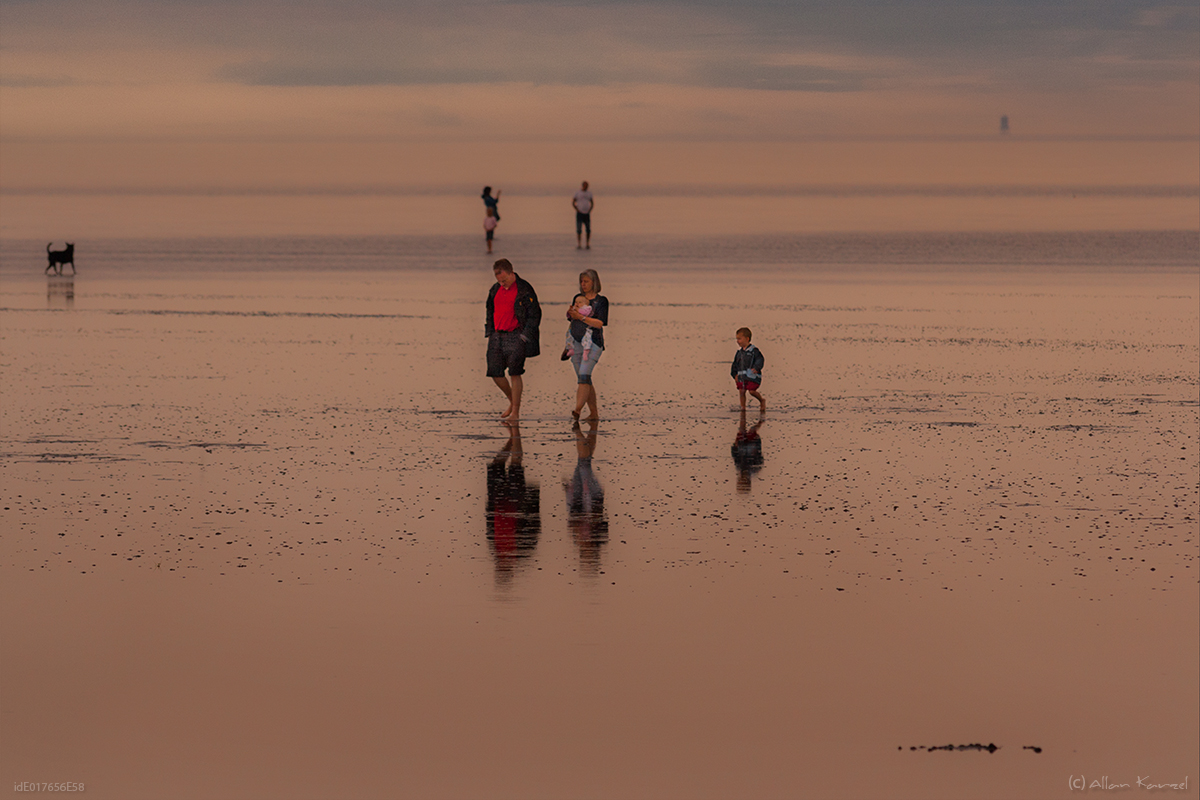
(562, 269, 608, 420)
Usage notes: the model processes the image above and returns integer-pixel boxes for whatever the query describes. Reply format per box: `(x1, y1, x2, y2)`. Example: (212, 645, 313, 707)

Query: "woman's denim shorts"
(569, 344, 603, 384)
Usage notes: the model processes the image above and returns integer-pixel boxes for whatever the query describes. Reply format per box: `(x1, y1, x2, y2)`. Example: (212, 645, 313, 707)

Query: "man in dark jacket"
(485, 258, 541, 420)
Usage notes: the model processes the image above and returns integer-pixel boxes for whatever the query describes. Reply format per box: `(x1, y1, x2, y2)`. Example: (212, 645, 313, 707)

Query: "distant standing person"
(573, 181, 594, 249)
(566, 268, 607, 419)
(485, 259, 541, 421)
(482, 186, 501, 221)
(731, 327, 765, 411)
(484, 207, 498, 253)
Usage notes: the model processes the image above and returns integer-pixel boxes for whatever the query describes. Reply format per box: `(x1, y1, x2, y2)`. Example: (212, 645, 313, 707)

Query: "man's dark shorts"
(575, 211, 591, 235)
(487, 330, 527, 377)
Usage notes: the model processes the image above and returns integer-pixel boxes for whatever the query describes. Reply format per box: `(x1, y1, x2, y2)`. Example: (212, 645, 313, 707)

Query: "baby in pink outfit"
(561, 294, 594, 360)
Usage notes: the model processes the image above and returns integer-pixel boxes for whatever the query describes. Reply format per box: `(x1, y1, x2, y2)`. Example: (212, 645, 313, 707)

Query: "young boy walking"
(731, 327, 765, 411)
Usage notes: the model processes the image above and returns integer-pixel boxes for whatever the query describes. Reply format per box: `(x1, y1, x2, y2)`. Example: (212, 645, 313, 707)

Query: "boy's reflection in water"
(565, 419, 608, 576)
(485, 422, 541, 588)
(732, 410, 765, 493)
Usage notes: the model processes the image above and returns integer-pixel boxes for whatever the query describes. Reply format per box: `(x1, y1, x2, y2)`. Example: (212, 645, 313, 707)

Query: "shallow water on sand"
(1, 235, 1198, 799)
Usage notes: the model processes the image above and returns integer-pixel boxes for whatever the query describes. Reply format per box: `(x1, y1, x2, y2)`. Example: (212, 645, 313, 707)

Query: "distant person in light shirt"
(573, 181, 594, 250)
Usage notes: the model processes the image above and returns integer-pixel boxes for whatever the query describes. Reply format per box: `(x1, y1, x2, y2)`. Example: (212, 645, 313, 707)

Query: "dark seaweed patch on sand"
(905, 743, 999, 753)
(900, 743, 1044, 753)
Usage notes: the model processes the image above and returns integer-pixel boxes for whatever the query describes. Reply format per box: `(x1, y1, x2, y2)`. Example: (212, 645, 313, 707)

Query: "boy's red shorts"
(736, 380, 760, 392)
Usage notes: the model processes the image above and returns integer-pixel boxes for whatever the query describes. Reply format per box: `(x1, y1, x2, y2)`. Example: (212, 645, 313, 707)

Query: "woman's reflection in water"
(485, 422, 541, 588)
(565, 419, 608, 576)
(732, 410, 765, 493)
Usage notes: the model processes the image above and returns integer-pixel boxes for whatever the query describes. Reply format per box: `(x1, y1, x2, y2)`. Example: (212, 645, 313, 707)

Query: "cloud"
(1, 0, 1195, 141)
(0, 74, 78, 88)
(695, 62, 865, 92)
(216, 61, 504, 87)
(1, 0, 1193, 93)
(417, 104, 467, 128)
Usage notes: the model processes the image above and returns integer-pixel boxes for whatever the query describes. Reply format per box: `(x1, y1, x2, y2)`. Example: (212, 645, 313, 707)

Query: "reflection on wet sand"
(485, 423, 540, 588)
(46, 276, 74, 308)
(565, 419, 608, 576)
(2, 254, 1196, 799)
(731, 410, 765, 492)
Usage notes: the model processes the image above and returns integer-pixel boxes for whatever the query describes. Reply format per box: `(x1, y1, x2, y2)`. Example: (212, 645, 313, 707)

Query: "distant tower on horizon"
(1000, 115, 1010, 135)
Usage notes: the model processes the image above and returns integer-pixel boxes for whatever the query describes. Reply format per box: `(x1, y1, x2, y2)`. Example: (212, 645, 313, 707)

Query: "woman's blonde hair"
(579, 269, 601, 294)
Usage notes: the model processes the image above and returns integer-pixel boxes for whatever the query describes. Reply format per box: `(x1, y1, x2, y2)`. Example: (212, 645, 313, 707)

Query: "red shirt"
(493, 283, 519, 331)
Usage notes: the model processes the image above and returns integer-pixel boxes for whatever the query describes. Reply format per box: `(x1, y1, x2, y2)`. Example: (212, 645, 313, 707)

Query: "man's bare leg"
(507, 375, 523, 420)
(493, 376, 514, 418)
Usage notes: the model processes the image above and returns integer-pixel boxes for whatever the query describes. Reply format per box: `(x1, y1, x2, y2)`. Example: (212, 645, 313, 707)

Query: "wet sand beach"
(1, 233, 1197, 799)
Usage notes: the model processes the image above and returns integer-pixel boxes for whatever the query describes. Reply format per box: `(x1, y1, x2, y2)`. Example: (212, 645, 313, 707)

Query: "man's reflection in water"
(732, 410, 765, 493)
(565, 419, 608, 576)
(486, 422, 540, 588)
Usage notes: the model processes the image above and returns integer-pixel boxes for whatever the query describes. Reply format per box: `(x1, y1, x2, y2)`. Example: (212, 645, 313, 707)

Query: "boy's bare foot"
(759, 401, 766, 411)
(571, 409, 581, 421)
(501, 405, 514, 419)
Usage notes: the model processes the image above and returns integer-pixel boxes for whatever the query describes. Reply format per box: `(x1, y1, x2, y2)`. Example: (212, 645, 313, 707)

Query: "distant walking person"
(731, 327, 765, 411)
(566, 268, 607, 420)
(485, 259, 541, 421)
(482, 186, 501, 221)
(573, 181, 594, 249)
(484, 207, 498, 253)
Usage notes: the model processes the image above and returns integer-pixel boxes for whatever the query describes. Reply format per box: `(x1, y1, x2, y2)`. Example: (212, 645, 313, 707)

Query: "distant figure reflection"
(732, 410, 765, 492)
(565, 419, 608, 575)
(485, 422, 540, 587)
(47, 276, 74, 308)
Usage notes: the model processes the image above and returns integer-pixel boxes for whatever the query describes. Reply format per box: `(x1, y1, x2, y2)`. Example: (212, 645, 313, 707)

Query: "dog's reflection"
(565, 419, 608, 576)
(732, 410, 765, 493)
(47, 276, 74, 308)
(485, 422, 541, 588)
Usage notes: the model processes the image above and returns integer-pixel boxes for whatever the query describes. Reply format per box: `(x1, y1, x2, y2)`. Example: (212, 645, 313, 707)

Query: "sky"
(1, 0, 1197, 235)
(2, 0, 1197, 142)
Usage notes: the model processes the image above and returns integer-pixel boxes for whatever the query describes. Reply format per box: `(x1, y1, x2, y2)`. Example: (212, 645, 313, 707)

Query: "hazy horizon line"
(5, 184, 1197, 198)
(4, 230, 1198, 243)
(3, 134, 1196, 146)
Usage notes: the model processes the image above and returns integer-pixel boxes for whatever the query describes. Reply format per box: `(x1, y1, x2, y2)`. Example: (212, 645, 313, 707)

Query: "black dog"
(46, 242, 75, 275)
